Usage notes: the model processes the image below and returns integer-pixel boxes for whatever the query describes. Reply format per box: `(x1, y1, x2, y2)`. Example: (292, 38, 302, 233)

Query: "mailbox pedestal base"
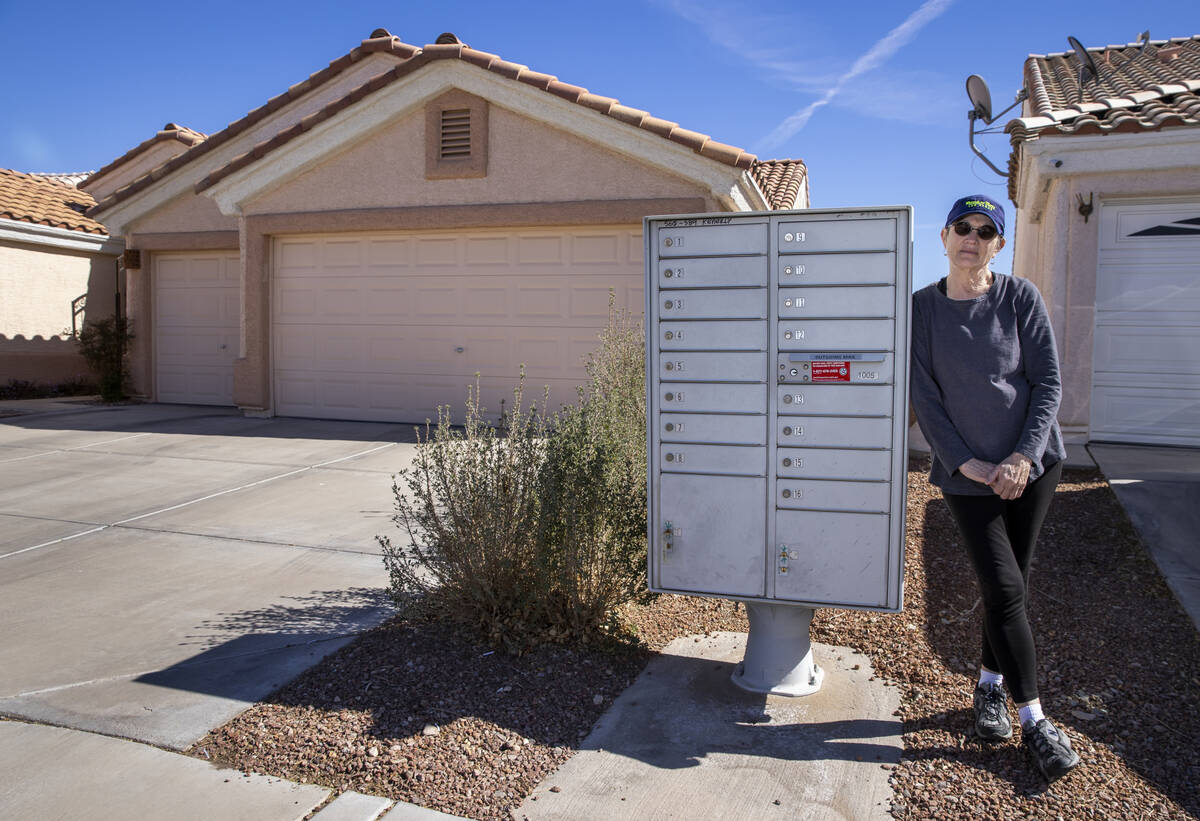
(731, 602, 823, 696)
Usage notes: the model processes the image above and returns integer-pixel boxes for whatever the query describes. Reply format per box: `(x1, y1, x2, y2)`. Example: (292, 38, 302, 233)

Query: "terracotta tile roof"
(1006, 34, 1200, 200)
(91, 30, 790, 215)
(751, 160, 807, 210)
(83, 124, 207, 190)
(0, 169, 106, 234)
(193, 31, 761, 196)
(87, 34, 421, 216)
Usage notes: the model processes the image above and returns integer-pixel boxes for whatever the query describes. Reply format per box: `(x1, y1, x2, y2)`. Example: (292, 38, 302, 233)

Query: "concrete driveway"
(0, 401, 426, 819)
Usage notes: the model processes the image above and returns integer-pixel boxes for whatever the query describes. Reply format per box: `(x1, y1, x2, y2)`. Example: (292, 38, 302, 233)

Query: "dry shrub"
(379, 299, 649, 652)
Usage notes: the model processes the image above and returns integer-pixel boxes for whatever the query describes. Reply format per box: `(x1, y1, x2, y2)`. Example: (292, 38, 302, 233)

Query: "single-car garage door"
(272, 227, 644, 422)
(154, 251, 239, 405)
(1091, 200, 1200, 446)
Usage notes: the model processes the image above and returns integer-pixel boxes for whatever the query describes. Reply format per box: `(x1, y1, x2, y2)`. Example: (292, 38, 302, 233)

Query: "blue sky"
(2, 0, 1196, 288)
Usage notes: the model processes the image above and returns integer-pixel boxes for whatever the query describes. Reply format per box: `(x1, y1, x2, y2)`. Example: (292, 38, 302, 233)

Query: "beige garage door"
(154, 251, 239, 405)
(272, 227, 644, 422)
(1091, 200, 1200, 446)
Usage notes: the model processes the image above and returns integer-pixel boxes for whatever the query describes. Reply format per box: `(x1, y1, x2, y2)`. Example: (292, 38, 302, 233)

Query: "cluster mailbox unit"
(645, 207, 912, 695)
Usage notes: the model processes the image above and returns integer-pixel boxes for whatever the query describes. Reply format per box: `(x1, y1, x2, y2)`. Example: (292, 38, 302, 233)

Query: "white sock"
(978, 668, 1003, 688)
(1019, 701, 1045, 728)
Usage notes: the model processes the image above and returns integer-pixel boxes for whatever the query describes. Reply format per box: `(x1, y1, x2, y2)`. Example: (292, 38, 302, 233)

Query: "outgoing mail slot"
(777, 253, 897, 285)
(777, 353, 895, 385)
(777, 479, 890, 513)
(778, 219, 896, 253)
(660, 443, 765, 476)
(777, 447, 891, 480)
(777, 384, 892, 416)
(779, 319, 894, 351)
(663, 352, 767, 382)
(658, 221, 768, 257)
(774, 510, 890, 607)
(662, 321, 767, 351)
(663, 382, 767, 413)
(778, 286, 894, 318)
(659, 256, 768, 288)
(661, 412, 766, 445)
(777, 416, 892, 448)
(660, 289, 766, 320)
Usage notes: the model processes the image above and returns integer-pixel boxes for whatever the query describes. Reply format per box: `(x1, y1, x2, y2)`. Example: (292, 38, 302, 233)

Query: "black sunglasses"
(952, 221, 999, 240)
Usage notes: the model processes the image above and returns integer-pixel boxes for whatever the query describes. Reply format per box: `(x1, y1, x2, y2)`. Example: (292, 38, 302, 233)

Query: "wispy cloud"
(657, 0, 956, 151)
(760, 0, 955, 149)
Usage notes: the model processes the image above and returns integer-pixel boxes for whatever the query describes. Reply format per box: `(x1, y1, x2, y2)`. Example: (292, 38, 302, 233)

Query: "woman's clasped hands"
(959, 453, 1034, 499)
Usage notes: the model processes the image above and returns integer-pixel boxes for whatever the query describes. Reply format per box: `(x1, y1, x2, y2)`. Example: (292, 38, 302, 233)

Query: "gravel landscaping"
(192, 459, 1200, 820)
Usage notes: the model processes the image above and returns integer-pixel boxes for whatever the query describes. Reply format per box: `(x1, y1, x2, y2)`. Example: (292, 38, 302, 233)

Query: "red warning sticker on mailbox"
(811, 361, 851, 382)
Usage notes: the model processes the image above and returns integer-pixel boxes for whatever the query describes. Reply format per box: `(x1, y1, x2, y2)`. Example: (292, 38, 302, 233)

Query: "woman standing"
(910, 194, 1081, 782)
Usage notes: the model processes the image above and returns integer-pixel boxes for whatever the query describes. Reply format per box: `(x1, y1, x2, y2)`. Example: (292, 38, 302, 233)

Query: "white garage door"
(273, 227, 644, 422)
(154, 251, 239, 406)
(1091, 200, 1200, 446)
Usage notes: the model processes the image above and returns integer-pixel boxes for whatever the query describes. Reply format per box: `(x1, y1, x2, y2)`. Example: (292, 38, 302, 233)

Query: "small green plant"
(75, 316, 133, 402)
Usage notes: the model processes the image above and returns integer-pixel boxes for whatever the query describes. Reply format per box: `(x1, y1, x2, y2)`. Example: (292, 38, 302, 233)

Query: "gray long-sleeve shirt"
(910, 273, 1065, 495)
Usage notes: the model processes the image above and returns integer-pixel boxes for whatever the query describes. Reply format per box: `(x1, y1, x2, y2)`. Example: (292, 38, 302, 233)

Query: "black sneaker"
(972, 682, 1012, 741)
(1023, 718, 1081, 782)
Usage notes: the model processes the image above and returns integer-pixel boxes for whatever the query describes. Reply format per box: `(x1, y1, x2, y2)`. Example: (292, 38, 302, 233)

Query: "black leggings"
(942, 461, 1062, 704)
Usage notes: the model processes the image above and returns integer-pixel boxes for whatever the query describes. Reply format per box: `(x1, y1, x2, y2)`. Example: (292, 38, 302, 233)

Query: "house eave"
(0, 218, 125, 254)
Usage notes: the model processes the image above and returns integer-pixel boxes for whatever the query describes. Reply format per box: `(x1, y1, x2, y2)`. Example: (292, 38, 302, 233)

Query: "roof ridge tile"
(98, 33, 791, 214)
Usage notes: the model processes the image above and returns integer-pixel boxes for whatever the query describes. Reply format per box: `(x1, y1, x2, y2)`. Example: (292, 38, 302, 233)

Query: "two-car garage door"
(1092, 200, 1200, 446)
(271, 227, 644, 422)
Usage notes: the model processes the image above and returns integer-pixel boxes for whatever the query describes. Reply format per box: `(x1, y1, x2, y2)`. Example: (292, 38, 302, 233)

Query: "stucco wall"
(0, 241, 118, 385)
(129, 189, 237, 234)
(1015, 165, 1200, 440)
(83, 141, 192, 203)
(244, 104, 711, 215)
(0, 241, 117, 338)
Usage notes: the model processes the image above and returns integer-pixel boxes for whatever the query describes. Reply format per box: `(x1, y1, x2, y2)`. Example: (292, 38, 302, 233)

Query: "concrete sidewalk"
(519, 634, 900, 821)
(1088, 443, 1200, 631)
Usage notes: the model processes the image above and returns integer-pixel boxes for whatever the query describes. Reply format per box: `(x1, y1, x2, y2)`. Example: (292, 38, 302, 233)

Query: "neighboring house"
(0, 169, 124, 385)
(1006, 34, 1200, 447)
(83, 29, 808, 422)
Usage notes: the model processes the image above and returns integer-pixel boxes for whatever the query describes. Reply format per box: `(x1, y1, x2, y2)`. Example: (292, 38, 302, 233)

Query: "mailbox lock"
(663, 520, 676, 551)
(785, 298, 793, 307)
(664, 422, 675, 432)
(665, 453, 674, 462)
(784, 232, 794, 241)
(784, 331, 793, 339)
(790, 368, 798, 376)
(781, 489, 792, 498)
(782, 426, 792, 436)
(664, 300, 674, 309)
(664, 268, 674, 278)
(782, 457, 793, 467)
(664, 362, 674, 371)
(784, 266, 793, 275)
(664, 392, 674, 401)
(664, 238, 673, 247)
(664, 331, 674, 340)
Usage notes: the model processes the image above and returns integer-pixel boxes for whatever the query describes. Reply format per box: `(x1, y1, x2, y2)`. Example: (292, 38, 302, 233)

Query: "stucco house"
(1007, 34, 1200, 448)
(83, 29, 807, 422)
(0, 170, 124, 386)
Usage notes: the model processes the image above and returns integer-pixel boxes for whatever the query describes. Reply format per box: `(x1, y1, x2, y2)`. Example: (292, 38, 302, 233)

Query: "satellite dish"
(966, 74, 994, 123)
(1067, 35, 1099, 85)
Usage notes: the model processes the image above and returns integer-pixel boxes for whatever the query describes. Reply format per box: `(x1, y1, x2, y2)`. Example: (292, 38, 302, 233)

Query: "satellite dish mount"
(965, 73, 1028, 178)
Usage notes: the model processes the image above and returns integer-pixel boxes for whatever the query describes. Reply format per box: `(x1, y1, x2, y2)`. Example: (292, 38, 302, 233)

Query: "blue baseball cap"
(945, 195, 1005, 236)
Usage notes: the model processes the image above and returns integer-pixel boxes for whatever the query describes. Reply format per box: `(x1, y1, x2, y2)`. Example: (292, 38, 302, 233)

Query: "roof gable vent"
(440, 109, 472, 159)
